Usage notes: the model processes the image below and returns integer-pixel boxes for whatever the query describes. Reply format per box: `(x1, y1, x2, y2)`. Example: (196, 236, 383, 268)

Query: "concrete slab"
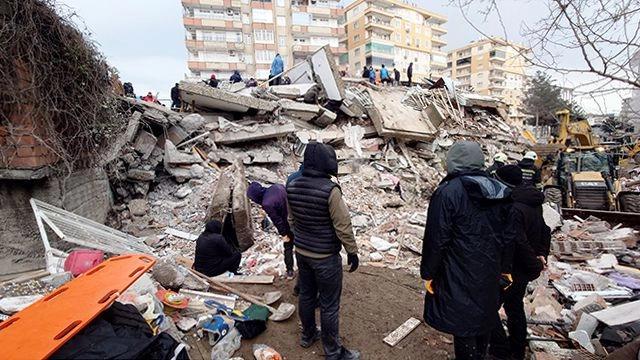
(243, 150, 284, 164)
(315, 108, 337, 127)
(213, 122, 295, 145)
(164, 140, 201, 165)
(179, 82, 277, 113)
(124, 112, 142, 143)
(134, 131, 157, 160)
(127, 168, 155, 182)
(278, 99, 321, 121)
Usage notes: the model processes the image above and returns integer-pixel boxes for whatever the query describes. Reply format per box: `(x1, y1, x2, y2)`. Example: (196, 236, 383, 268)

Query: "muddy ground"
(186, 266, 453, 359)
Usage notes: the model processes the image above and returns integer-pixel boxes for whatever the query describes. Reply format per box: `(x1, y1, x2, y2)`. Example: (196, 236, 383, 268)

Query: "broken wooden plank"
(212, 274, 275, 285)
(383, 317, 421, 347)
(179, 289, 236, 309)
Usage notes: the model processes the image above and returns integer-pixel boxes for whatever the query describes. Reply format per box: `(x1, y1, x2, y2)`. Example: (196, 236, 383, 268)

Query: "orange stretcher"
(0, 254, 156, 360)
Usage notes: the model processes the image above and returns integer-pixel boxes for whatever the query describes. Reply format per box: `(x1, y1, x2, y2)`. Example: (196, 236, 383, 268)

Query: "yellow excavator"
(534, 110, 640, 218)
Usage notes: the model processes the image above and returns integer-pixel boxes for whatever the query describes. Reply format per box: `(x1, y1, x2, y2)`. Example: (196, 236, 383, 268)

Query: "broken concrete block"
(213, 123, 295, 145)
(128, 199, 148, 216)
(278, 99, 321, 121)
(179, 82, 278, 113)
(152, 257, 185, 288)
(180, 113, 205, 133)
(243, 151, 284, 165)
(231, 161, 254, 252)
(370, 236, 396, 252)
(40, 271, 72, 288)
(190, 164, 204, 179)
(143, 109, 168, 124)
(174, 186, 192, 199)
(268, 85, 302, 99)
(314, 108, 337, 127)
(166, 125, 190, 146)
(134, 130, 157, 160)
(124, 111, 142, 143)
(127, 168, 155, 182)
(164, 140, 201, 165)
(369, 252, 383, 262)
(542, 203, 562, 231)
(246, 167, 280, 184)
(206, 171, 234, 222)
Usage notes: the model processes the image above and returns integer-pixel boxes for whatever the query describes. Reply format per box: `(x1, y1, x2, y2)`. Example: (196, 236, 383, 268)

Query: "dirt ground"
(186, 265, 453, 360)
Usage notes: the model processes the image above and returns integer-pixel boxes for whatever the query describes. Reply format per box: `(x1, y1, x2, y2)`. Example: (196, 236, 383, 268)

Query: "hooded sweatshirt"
(194, 220, 239, 276)
(287, 142, 357, 258)
(421, 141, 515, 337)
(247, 182, 291, 237)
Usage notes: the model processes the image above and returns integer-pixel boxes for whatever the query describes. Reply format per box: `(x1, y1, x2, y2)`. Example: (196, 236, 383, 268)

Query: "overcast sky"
(58, 0, 625, 113)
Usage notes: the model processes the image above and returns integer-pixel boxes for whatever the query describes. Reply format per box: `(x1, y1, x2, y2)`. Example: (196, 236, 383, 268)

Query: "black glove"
(347, 253, 359, 273)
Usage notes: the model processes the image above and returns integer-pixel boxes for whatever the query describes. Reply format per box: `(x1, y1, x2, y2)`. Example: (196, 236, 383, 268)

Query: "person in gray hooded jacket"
(420, 141, 515, 360)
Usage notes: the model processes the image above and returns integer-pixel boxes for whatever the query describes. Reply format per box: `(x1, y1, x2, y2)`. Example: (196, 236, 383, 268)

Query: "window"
(415, 39, 420, 48)
(255, 50, 276, 63)
(252, 9, 273, 23)
(354, 34, 360, 41)
(279, 36, 286, 47)
(254, 29, 274, 43)
(477, 45, 484, 51)
(277, 16, 286, 26)
(202, 31, 226, 42)
(354, 21, 359, 29)
(277, 0, 285, 6)
(355, 61, 361, 68)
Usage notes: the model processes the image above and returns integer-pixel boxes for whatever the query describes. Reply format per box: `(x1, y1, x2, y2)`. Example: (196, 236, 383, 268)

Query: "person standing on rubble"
(362, 66, 370, 79)
(380, 64, 390, 86)
(286, 141, 360, 360)
(407, 62, 413, 86)
(207, 74, 219, 88)
(247, 182, 296, 279)
(170, 83, 181, 110)
(193, 220, 242, 277)
(518, 151, 542, 189)
(489, 165, 550, 360)
(230, 70, 243, 84)
(421, 141, 514, 360)
(270, 53, 284, 86)
(487, 152, 508, 177)
(368, 66, 376, 84)
(393, 67, 401, 86)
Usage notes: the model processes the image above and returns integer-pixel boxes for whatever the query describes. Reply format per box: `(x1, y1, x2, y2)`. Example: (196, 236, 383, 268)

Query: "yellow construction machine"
(531, 109, 598, 163)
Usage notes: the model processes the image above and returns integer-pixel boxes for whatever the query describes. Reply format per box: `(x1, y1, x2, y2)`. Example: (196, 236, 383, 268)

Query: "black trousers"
(198, 252, 241, 277)
(296, 252, 344, 360)
(489, 279, 529, 360)
(454, 333, 490, 360)
(284, 240, 294, 272)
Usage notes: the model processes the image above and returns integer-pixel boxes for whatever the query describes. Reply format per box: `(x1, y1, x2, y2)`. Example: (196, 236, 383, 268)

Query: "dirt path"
(187, 266, 453, 359)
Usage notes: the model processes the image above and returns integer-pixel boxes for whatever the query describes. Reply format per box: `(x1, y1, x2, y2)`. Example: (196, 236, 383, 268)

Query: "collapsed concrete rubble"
(5, 43, 640, 359)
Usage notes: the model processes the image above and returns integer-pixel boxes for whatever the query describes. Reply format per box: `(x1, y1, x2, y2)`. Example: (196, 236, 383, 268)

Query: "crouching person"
(194, 220, 241, 277)
(420, 141, 514, 360)
(286, 141, 360, 360)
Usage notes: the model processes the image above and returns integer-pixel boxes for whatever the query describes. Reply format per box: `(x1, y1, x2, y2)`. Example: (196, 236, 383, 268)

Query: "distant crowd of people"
(362, 62, 413, 86)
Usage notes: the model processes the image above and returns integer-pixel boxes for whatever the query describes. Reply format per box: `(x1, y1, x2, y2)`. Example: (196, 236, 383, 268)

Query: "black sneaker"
(300, 330, 321, 348)
(339, 349, 361, 360)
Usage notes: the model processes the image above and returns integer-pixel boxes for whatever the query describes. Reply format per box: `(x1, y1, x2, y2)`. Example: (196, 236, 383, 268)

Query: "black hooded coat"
(421, 142, 514, 337)
(510, 185, 551, 281)
(194, 220, 239, 276)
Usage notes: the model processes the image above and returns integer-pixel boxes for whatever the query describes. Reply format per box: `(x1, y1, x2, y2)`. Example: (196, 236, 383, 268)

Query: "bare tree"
(455, 0, 640, 87)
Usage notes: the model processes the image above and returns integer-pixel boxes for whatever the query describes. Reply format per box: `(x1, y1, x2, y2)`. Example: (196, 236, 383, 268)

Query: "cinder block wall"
(0, 168, 112, 277)
(0, 113, 58, 170)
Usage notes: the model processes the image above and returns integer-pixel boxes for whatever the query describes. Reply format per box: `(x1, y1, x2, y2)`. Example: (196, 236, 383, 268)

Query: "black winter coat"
(510, 185, 551, 281)
(421, 171, 514, 337)
(194, 230, 238, 276)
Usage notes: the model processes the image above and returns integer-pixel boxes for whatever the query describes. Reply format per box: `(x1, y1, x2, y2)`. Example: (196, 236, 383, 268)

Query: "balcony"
(183, 16, 243, 30)
(182, 0, 242, 9)
(293, 44, 347, 55)
(430, 23, 447, 34)
(432, 37, 446, 46)
(291, 25, 342, 36)
(364, 6, 394, 19)
(188, 61, 247, 71)
(489, 71, 505, 80)
(185, 39, 245, 51)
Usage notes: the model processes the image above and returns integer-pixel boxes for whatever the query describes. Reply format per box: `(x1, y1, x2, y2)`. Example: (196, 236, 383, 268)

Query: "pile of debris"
(522, 211, 640, 359)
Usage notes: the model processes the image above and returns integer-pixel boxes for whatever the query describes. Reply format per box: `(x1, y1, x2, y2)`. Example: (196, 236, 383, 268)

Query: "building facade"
(182, 0, 346, 80)
(341, 0, 447, 81)
(447, 38, 530, 120)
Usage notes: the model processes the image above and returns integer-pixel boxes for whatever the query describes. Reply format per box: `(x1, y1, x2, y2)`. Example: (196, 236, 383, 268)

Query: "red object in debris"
(64, 249, 104, 276)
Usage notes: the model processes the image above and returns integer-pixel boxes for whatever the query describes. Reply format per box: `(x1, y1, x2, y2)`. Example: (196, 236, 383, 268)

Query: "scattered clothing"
(194, 220, 241, 277)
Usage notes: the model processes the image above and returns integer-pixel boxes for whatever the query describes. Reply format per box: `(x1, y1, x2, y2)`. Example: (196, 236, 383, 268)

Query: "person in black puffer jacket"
(193, 220, 241, 277)
(286, 141, 360, 360)
(489, 165, 551, 360)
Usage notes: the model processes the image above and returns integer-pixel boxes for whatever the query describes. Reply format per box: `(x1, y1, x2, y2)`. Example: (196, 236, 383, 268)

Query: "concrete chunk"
(166, 125, 189, 146)
(243, 150, 284, 164)
(134, 131, 157, 159)
(213, 122, 295, 145)
(314, 108, 337, 127)
(127, 168, 155, 182)
(179, 82, 277, 113)
(164, 140, 201, 165)
(278, 99, 321, 121)
(124, 111, 142, 143)
(143, 109, 168, 125)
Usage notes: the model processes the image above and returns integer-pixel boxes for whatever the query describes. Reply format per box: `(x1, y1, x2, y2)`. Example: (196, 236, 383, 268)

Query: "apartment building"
(341, 0, 447, 81)
(181, 0, 346, 80)
(447, 38, 530, 120)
